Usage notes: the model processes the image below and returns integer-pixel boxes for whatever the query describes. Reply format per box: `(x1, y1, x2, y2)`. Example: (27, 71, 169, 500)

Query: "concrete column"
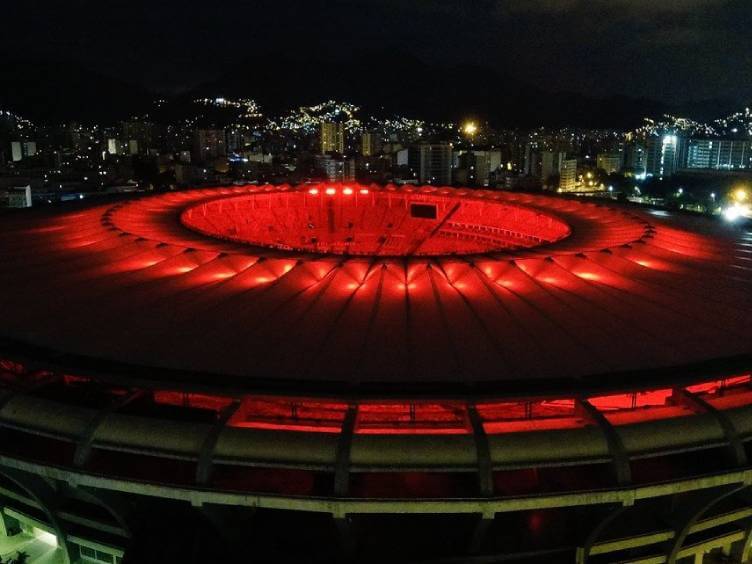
(576, 398, 631, 485)
(466, 404, 495, 554)
(74, 390, 144, 467)
(196, 400, 241, 484)
(333, 405, 357, 497)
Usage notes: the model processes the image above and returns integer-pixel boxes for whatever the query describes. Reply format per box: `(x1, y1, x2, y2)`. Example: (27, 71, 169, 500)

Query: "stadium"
(0, 182, 751, 563)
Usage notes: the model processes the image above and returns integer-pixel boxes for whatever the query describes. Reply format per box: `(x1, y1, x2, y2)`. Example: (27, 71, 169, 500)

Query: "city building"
(315, 155, 355, 181)
(623, 141, 646, 177)
(472, 150, 501, 186)
(395, 148, 409, 167)
(192, 129, 227, 163)
(502, 174, 542, 191)
(408, 143, 452, 184)
(175, 163, 214, 185)
(541, 151, 567, 186)
(645, 134, 687, 178)
(320, 122, 345, 154)
(244, 151, 273, 164)
(4, 185, 32, 208)
(122, 121, 157, 155)
(10, 142, 22, 162)
(361, 132, 380, 156)
(559, 158, 578, 191)
(596, 151, 623, 174)
(106, 138, 121, 155)
(686, 139, 751, 170)
(22, 141, 37, 158)
(226, 129, 246, 154)
(454, 150, 502, 186)
(523, 142, 541, 177)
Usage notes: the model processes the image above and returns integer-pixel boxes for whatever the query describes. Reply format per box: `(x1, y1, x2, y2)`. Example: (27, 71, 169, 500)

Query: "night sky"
(4, 0, 751, 105)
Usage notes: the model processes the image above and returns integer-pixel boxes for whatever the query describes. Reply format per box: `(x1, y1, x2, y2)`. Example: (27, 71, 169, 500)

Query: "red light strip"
(2, 356, 750, 435)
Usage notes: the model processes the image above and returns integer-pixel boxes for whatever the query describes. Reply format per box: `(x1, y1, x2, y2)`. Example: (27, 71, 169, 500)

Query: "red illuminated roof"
(180, 188, 572, 256)
(0, 183, 750, 395)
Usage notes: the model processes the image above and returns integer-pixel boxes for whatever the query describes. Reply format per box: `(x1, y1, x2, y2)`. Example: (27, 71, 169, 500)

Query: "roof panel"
(0, 185, 749, 395)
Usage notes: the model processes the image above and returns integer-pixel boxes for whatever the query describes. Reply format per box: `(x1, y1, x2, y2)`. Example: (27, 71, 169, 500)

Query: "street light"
(462, 121, 478, 138)
(732, 187, 748, 202)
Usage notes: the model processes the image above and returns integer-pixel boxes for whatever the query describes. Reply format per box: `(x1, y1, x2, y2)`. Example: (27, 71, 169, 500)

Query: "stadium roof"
(1, 184, 750, 397)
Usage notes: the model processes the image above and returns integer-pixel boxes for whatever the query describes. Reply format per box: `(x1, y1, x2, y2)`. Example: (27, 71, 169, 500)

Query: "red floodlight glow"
(3, 182, 747, 413)
(125, 372, 752, 436)
(180, 184, 572, 256)
(212, 271, 234, 280)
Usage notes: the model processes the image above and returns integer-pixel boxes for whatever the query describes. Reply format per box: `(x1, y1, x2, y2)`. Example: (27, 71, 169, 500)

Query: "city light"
(722, 187, 751, 221)
(462, 121, 478, 137)
(723, 203, 751, 222)
(34, 528, 59, 547)
(724, 206, 742, 221)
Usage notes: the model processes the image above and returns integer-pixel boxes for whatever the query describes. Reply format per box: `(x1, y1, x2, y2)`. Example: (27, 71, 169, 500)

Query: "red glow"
(154, 391, 234, 412)
(588, 388, 673, 410)
(129, 372, 752, 434)
(3, 356, 752, 436)
(2, 183, 749, 423)
(179, 184, 572, 256)
(356, 402, 469, 434)
(227, 397, 348, 432)
(686, 375, 751, 395)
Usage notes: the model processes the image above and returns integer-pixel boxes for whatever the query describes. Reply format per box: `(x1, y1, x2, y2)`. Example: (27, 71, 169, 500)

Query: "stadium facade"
(0, 184, 751, 563)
